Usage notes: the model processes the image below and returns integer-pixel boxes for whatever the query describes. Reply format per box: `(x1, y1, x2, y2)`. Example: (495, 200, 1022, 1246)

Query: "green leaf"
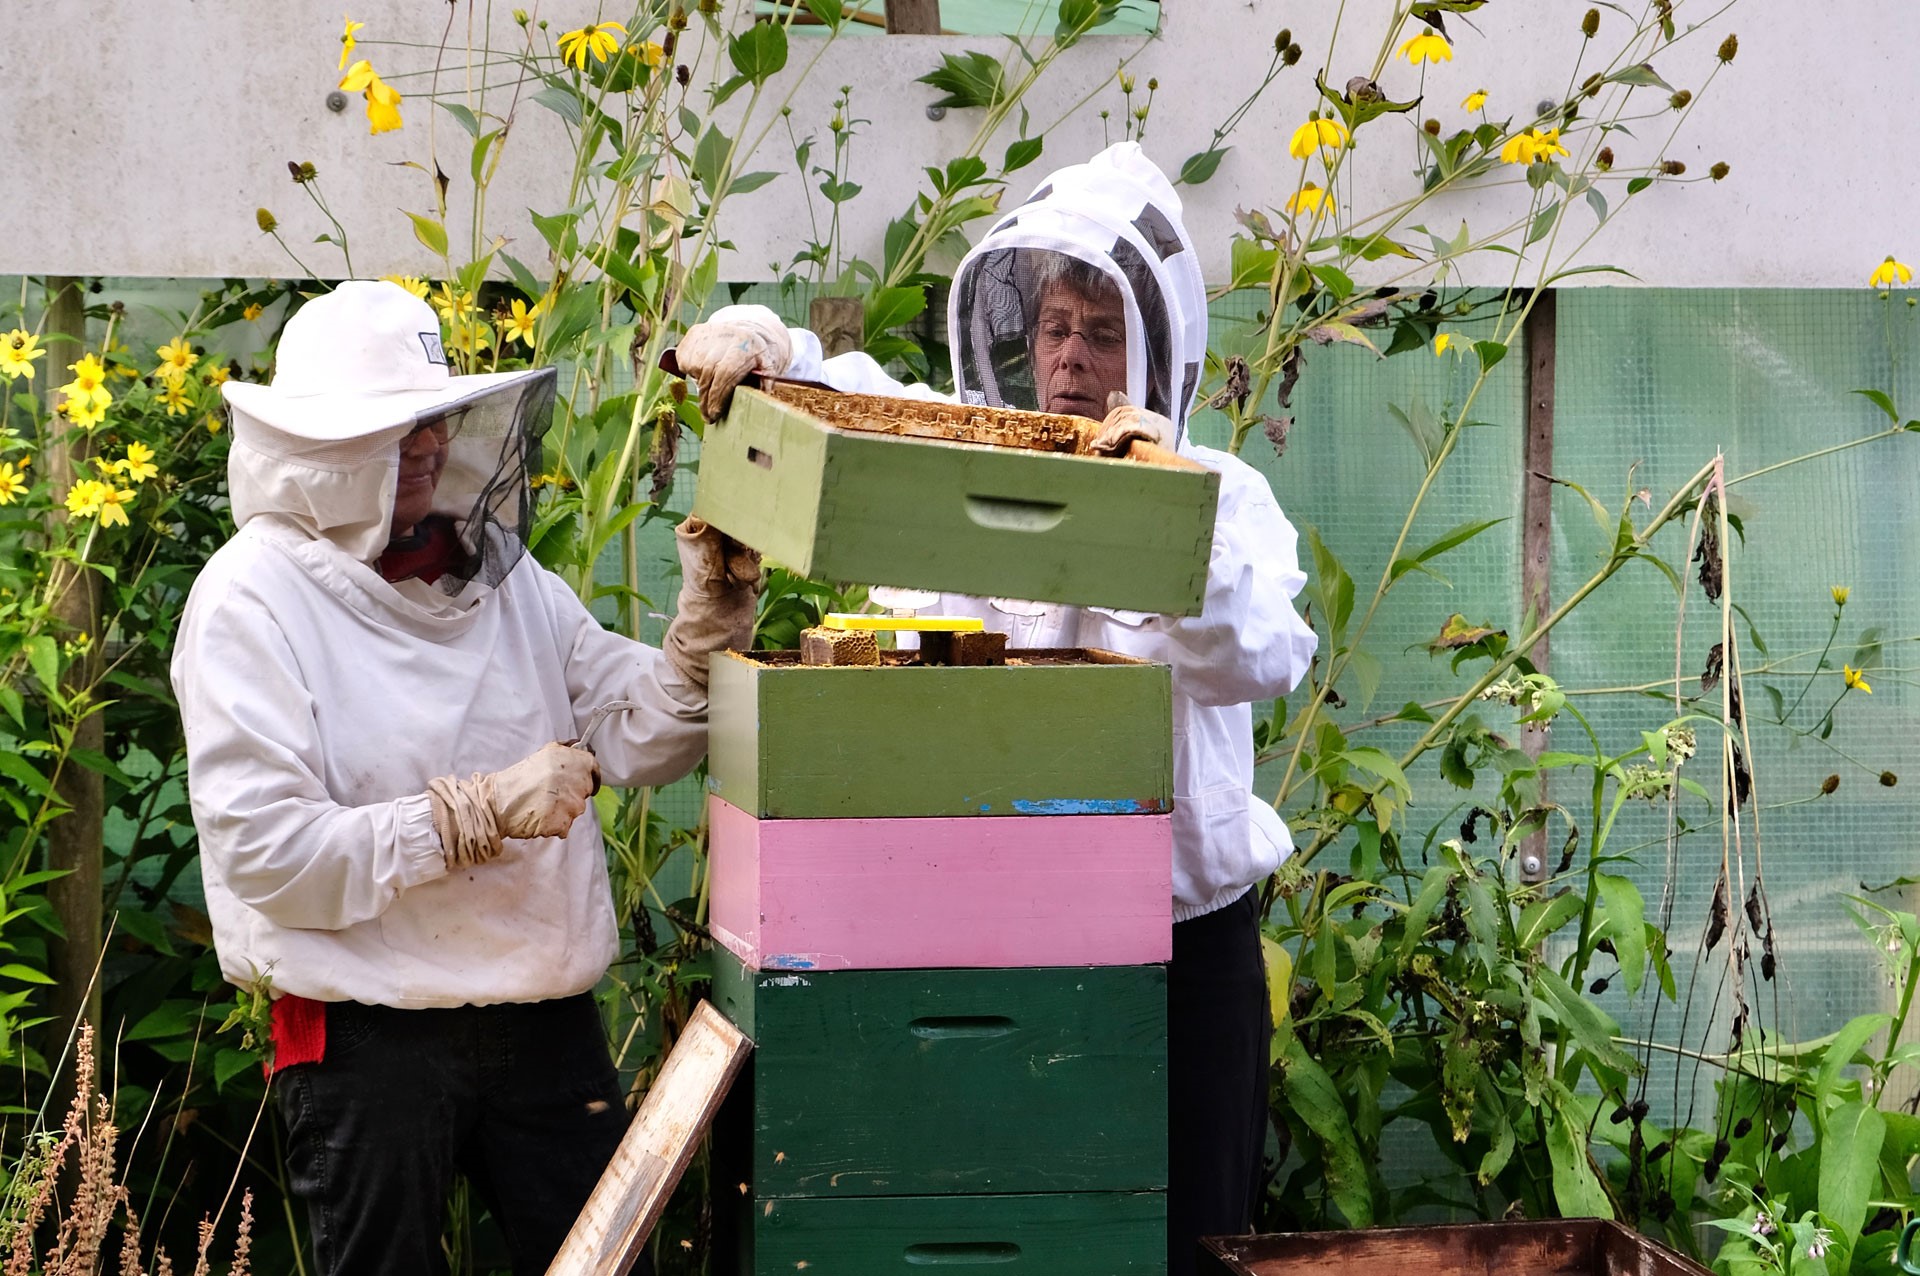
(1391, 518, 1506, 581)
(1818, 1101, 1885, 1248)
(728, 20, 789, 85)
(865, 286, 926, 336)
(532, 84, 584, 128)
(0, 963, 53, 986)
(1535, 967, 1635, 1076)
(1607, 62, 1673, 91)
(1595, 873, 1647, 994)
(0, 753, 57, 802)
(25, 635, 58, 693)
(1473, 340, 1508, 373)
(530, 208, 582, 258)
(1814, 1012, 1890, 1105)
(804, 0, 843, 24)
(1546, 1098, 1614, 1217)
(1626, 176, 1652, 195)
(1004, 136, 1044, 173)
(215, 1047, 259, 1089)
(1304, 526, 1354, 646)
(1177, 147, 1228, 186)
(1585, 187, 1608, 224)
(1399, 862, 1455, 959)
(694, 124, 733, 194)
(1853, 388, 1899, 423)
(1517, 891, 1585, 948)
(127, 999, 202, 1042)
(1055, 0, 1121, 41)
(1278, 1034, 1374, 1225)
(406, 211, 449, 258)
(437, 100, 481, 137)
(916, 50, 1005, 110)
(1526, 201, 1560, 246)
(471, 128, 503, 186)
(729, 170, 780, 195)
(1385, 399, 1445, 468)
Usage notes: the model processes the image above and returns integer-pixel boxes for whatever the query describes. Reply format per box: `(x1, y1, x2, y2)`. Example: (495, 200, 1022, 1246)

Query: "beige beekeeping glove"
(674, 305, 794, 422)
(662, 517, 763, 691)
(1088, 391, 1176, 457)
(426, 742, 600, 869)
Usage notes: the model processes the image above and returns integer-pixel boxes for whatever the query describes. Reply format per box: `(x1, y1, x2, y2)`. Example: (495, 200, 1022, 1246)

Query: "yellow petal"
(339, 58, 375, 91)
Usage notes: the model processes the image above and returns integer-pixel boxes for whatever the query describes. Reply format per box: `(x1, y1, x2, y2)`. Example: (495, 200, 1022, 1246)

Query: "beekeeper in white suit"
(677, 142, 1318, 1273)
(172, 280, 758, 1276)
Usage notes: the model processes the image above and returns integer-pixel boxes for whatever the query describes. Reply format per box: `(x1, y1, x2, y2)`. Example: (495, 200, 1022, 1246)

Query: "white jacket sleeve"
(175, 586, 449, 932)
(1124, 451, 1319, 708)
(544, 571, 712, 789)
(705, 303, 954, 403)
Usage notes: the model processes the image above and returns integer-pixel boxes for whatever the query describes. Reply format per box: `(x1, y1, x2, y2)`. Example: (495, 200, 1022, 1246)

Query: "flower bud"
(1581, 72, 1602, 98)
(1821, 774, 1840, 795)
(1659, 160, 1686, 176)
(1596, 147, 1613, 171)
(1882, 771, 1900, 787)
(513, 7, 528, 24)
(1283, 43, 1302, 65)
(676, 63, 691, 86)
(1275, 28, 1291, 51)
(1118, 70, 1135, 94)
(256, 208, 279, 234)
(1133, 104, 1149, 121)
(1717, 33, 1738, 62)
(1423, 118, 1440, 135)
(1669, 89, 1692, 109)
(288, 160, 318, 184)
(1147, 77, 1158, 91)
(1710, 161, 1729, 181)
(1581, 8, 1599, 37)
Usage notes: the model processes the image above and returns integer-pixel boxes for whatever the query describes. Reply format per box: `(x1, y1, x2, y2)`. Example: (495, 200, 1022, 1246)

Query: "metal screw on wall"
(1520, 854, 1545, 884)
(925, 104, 946, 121)
(327, 90, 349, 113)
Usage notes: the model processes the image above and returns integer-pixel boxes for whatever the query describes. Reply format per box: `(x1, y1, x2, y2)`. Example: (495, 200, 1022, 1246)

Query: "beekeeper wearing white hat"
(172, 280, 758, 1276)
(678, 142, 1318, 1273)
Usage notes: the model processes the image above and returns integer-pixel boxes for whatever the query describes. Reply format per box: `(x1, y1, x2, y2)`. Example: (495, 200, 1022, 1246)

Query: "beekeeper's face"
(390, 410, 458, 537)
(1031, 279, 1129, 420)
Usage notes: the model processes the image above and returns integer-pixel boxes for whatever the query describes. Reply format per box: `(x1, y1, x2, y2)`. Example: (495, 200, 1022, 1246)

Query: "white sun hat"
(222, 280, 542, 444)
(222, 280, 555, 575)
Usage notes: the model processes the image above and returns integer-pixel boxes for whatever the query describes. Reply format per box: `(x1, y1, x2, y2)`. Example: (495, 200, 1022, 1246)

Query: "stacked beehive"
(705, 645, 1175, 1273)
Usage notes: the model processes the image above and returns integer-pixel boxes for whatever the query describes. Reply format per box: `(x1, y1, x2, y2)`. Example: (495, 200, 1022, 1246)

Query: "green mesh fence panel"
(1548, 290, 1920, 1142)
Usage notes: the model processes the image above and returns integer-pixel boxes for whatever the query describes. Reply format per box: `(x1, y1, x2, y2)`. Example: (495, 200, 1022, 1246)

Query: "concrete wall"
(0, 0, 1902, 287)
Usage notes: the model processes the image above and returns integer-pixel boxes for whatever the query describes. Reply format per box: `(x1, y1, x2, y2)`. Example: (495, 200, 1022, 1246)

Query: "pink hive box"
(708, 795, 1172, 971)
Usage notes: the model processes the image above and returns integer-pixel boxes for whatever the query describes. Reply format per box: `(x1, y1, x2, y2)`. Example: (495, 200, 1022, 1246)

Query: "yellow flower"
(204, 412, 224, 436)
(1398, 31, 1453, 64)
(339, 15, 365, 71)
(205, 364, 231, 386)
(155, 337, 199, 383)
(558, 21, 627, 70)
(1843, 665, 1872, 694)
(65, 479, 106, 519)
(0, 461, 25, 505)
(339, 59, 403, 134)
(117, 442, 159, 485)
(1433, 332, 1457, 355)
(502, 297, 543, 348)
(1869, 256, 1913, 288)
(433, 284, 476, 323)
(446, 318, 496, 357)
(1462, 89, 1488, 111)
(637, 40, 666, 67)
(94, 483, 135, 529)
(1500, 128, 1568, 166)
(63, 396, 107, 430)
(243, 302, 265, 322)
(383, 274, 431, 300)
(1284, 183, 1335, 218)
(1288, 117, 1348, 160)
(529, 468, 576, 491)
(1, 329, 45, 381)
(59, 354, 113, 426)
(1831, 585, 1850, 607)
(160, 382, 193, 418)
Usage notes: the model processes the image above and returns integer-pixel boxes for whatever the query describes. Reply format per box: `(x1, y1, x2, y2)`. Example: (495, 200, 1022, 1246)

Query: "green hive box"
(706, 648, 1174, 820)
(691, 383, 1220, 616)
(712, 952, 1168, 1197)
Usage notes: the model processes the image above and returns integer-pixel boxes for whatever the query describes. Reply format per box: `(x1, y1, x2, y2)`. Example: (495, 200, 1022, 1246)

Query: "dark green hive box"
(691, 384, 1220, 616)
(711, 952, 1168, 1198)
(706, 649, 1174, 820)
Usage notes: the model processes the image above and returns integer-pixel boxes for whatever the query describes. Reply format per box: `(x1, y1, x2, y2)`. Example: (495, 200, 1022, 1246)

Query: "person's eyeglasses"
(404, 407, 469, 445)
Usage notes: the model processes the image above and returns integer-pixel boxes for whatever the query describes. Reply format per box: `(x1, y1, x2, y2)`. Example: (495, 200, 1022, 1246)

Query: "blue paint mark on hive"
(763, 954, 817, 970)
(1011, 798, 1155, 815)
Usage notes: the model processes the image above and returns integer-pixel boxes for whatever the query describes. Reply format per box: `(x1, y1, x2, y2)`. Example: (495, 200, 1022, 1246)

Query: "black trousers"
(1168, 889, 1272, 1276)
(275, 993, 631, 1276)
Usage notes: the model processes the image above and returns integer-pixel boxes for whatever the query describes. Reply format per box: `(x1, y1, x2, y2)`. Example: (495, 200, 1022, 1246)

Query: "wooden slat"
(1518, 289, 1557, 885)
(1199, 1219, 1711, 1276)
(883, 0, 941, 33)
(545, 1001, 752, 1276)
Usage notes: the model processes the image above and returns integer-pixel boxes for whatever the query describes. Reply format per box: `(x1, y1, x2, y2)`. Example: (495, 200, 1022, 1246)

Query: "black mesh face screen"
(409, 367, 553, 593)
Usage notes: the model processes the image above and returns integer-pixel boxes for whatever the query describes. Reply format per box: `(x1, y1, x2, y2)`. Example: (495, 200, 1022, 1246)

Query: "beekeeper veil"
(222, 281, 552, 593)
(949, 142, 1208, 443)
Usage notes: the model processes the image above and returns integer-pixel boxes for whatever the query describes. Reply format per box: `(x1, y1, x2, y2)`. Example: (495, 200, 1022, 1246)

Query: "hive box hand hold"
(691, 381, 1220, 616)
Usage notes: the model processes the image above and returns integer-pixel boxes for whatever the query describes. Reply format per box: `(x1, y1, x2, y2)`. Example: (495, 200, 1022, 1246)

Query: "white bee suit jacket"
(711, 142, 1319, 921)
(174, 396, 708, 1010)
